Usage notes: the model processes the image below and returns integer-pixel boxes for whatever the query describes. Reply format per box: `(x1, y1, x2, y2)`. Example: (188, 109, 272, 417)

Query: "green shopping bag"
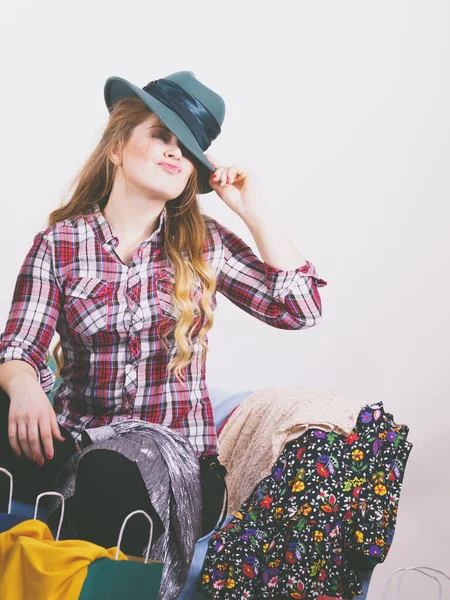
(78, 510, 163, 600)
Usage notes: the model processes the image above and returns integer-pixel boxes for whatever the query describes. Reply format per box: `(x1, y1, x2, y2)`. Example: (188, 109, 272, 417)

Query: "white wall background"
(0, 1, 449, 598)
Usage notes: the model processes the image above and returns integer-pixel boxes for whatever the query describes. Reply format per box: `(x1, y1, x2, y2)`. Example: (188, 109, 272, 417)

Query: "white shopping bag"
(0, 467, 64, 537)
(382, 566, 450, 600)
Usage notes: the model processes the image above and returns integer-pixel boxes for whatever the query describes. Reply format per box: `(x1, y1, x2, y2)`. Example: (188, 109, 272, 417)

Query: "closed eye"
(152, 130, 172, 142)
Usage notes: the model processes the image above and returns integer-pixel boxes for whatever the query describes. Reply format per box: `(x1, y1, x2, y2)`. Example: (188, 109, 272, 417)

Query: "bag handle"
(216, 484, 228, 530)
(201, 454, 229, 531)
(114, 510, 154, 563)
(0, 469, 65, 541)
(34, 492, 65, 541)
(0, 468, 13, 514)
(396, 566, 450, 595)
(382, 566, 450, 600)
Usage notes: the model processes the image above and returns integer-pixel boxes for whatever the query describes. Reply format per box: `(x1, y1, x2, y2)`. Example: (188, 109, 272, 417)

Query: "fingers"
(208, 160, 243, 187)
(50, 411, 65, 443)
(8, 419, 21, 457)
(39, 418, 54, 461)
(27, 421, 44, 465)
(8, 406, 65, 465)
(226, 165, 238, 185)
(17, 421, 33, 461)
(211, 167, 228, 186)
(205, 154, 227, 185)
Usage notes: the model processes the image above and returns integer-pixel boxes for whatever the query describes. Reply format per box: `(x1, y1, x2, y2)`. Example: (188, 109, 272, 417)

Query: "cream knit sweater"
(218, 386, 369, 515)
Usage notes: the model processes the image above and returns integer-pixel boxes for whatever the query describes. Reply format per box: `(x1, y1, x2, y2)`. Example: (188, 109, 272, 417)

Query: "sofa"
(8, 359, 372, 599)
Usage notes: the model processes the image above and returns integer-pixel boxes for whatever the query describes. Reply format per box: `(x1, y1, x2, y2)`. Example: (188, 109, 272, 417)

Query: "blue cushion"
(179, 515, 235, 599)
(207, 387, 254, 430)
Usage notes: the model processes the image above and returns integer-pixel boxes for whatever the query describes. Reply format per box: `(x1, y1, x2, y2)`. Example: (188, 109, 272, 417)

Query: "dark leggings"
(0, 388, 226, 554)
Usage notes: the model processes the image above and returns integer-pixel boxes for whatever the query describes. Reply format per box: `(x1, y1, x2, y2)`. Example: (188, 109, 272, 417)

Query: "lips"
(158, 162, 181, 173)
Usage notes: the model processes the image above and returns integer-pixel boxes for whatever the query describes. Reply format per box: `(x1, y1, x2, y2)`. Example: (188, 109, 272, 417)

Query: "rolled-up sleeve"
(0, 230, 61, 393)
(214, 220, 328, 330)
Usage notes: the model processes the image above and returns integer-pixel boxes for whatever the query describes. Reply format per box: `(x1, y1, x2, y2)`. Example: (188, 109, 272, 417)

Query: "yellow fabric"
(0, 519, 128, 600)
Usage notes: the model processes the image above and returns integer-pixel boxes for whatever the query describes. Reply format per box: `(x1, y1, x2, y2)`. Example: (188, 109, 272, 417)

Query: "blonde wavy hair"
(44, 96, 218, 384)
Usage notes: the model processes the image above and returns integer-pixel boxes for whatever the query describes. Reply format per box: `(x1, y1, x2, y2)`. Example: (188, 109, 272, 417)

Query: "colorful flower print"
(201, 401, 412, 599)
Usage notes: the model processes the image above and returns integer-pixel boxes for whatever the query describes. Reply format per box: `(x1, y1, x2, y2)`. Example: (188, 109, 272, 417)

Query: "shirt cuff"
(264, 260, 328, 301)
(0, 346, 56, 394)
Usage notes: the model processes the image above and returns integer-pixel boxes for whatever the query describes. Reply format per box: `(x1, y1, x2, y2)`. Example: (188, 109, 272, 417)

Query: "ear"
(109, 141, 123, 166)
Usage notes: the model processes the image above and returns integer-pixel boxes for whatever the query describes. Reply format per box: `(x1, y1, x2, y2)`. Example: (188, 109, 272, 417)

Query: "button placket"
(123, 272, 143, 409)
(123, 363, 136, 411)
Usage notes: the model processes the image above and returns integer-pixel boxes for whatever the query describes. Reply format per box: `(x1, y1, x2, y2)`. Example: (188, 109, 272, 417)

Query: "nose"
(164, 143, 182, 161)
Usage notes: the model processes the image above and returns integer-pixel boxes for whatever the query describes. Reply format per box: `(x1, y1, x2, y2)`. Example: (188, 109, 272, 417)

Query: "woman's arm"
(0, 359, 37, 394)
(213, 217, 327, 330)
(240, 197, 308, 272)
(0, 230, 61, 394)
(205, 155, 328, 330)
(0, 229, 64, 463)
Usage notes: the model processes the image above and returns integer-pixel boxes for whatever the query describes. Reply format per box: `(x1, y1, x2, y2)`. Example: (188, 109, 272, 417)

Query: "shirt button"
(125, 364, 134, 374)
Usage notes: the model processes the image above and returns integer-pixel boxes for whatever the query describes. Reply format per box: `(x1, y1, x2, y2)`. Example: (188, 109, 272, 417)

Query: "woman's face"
(116, 114, 196, 200)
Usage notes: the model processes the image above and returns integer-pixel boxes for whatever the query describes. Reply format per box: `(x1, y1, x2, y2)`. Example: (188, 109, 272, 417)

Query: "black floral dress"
(200, 401, 413, 599)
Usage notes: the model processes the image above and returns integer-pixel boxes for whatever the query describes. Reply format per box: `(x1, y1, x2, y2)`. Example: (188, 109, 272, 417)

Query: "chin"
(153, 186, 185, 202)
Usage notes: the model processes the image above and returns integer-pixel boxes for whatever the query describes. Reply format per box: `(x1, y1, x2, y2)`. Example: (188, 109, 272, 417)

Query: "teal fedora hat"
(104, 70, 225, 194)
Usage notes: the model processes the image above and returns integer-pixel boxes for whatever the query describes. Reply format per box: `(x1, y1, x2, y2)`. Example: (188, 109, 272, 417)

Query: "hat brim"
(104, 76, 215, 194)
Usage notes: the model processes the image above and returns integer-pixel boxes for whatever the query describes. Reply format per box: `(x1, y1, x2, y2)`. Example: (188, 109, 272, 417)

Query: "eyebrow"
(149, 124, 184, 148)
(150, 124, 171, 131)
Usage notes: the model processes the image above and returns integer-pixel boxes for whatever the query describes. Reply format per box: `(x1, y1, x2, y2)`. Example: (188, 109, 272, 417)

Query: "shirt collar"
(86, 202, 167, 249)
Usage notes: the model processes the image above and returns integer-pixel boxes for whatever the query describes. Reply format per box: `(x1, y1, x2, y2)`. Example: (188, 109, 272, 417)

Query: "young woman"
(0, 71, 327, 560)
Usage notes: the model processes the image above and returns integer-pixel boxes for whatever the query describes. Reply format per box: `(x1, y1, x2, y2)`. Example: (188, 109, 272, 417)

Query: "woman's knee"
(76, 448, 129, 484)
(75, 449, 148, 511)
(74, 449, 164, 553)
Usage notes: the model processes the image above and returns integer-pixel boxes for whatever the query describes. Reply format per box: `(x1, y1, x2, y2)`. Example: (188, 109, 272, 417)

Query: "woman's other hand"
(205, 153, 268, 220)
(7, 377, 65, 465)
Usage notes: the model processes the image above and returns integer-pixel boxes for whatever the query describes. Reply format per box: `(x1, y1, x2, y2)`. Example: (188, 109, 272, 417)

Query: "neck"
(103, 188, 165, 247)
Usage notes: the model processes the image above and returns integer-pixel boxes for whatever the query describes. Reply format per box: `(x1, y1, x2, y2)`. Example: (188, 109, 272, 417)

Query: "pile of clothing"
(200, 386, 413, 599)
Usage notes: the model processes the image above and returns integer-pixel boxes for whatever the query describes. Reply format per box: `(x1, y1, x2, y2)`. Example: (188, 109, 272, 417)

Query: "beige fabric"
(218, 386, 369, 515)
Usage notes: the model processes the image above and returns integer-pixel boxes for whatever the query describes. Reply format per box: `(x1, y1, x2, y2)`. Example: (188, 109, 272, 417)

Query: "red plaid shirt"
(0, 202, 327, 456)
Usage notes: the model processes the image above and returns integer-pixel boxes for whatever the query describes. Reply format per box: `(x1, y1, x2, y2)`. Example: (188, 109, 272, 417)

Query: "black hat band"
(142, 79, 221, 151)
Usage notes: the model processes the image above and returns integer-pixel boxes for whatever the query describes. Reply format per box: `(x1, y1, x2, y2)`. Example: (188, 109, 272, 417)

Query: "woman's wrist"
(2, 371, 40, 397)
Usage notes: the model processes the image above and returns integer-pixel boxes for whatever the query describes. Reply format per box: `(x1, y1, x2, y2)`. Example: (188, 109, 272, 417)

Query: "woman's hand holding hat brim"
(205, 154, 265, 220)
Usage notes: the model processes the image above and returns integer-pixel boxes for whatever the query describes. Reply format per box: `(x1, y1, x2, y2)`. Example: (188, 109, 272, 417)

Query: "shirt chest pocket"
(64, 277, 112, 337)
(155, 268, 217, 322)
